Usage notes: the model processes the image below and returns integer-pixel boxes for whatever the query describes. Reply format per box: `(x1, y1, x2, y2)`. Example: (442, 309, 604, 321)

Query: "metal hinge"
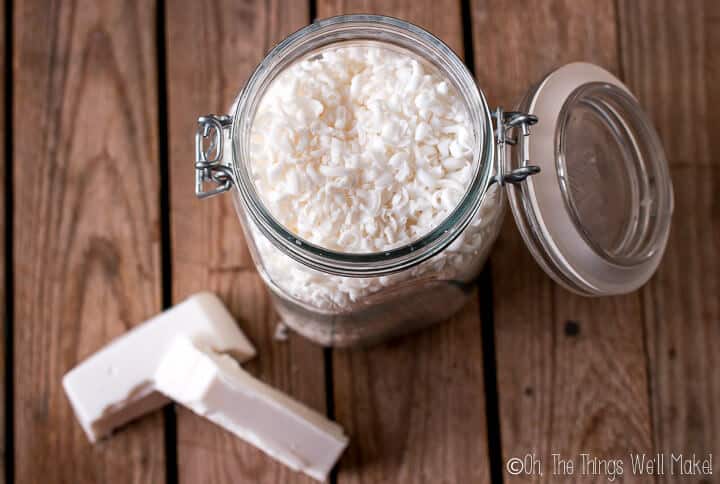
(195, 114, 234, 199)
(491, 108, 541, 186)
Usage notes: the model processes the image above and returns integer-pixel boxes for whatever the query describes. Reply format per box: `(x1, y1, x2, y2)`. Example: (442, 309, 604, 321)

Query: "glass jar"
(194, 15, 673, 347)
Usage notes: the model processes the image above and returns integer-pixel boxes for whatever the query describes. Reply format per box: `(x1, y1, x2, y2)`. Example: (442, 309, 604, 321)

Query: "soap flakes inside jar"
(244, 41, 502, 314)
(250, 43, 475, 253)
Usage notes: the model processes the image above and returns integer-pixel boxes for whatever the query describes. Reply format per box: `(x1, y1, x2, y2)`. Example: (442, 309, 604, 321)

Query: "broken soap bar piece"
(155, 336, 348, 482)
(63, 292, 256, 442)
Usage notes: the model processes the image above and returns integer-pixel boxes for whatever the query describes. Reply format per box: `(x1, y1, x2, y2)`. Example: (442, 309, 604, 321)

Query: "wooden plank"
(13, 1, 165, 483)
(618, 1, 720, 480)
(316, 2, 492, 483)
(165, 1, 327, 483)
(470, 1, 656, 481)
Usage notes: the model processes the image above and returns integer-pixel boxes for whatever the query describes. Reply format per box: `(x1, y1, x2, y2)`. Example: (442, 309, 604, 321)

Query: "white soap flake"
(319, 165, 352, 177)
(417, 168, 437, 188)
(442, 157, 466, 170)
(414, 122, 432, 141)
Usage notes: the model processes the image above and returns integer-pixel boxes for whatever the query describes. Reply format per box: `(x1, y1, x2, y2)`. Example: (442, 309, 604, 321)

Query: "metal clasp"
(491, 108, 540, 186)
(195, 114, 234, 199)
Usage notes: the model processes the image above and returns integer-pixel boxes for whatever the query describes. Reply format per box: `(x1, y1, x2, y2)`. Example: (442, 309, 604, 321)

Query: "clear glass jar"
(194, 15, 673, 347)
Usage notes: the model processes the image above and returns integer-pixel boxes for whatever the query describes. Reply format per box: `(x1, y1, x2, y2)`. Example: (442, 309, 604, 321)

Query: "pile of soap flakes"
(243, 43, 503, 309)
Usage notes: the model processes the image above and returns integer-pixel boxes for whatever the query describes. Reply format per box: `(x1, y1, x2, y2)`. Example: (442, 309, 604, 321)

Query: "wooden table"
(6, 0, 718, 483)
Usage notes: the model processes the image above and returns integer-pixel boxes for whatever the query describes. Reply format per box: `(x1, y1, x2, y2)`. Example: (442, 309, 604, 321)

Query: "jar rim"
(231, 15, 495, 277)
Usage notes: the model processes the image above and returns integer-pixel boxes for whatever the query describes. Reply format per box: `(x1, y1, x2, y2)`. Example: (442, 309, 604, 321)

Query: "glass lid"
(506, 62, 674, 296)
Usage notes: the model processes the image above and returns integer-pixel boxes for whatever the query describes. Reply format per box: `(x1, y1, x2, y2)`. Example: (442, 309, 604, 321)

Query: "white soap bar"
(63, 292, 256, 442)
(155, 336, 348, 482)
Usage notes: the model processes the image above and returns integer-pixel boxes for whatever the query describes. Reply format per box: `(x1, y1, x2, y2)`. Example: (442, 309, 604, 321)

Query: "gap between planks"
(155, 0, 179, 483)
(460, 0, 506, 481)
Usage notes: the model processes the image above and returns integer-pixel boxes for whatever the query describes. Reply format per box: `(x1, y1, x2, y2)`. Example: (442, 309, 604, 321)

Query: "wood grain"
(316, 2, 492, 483)
(13, 1, 165, 483)
(165, 1, 327, 483)
(470, 1, 655, 481)
(619, 1, 720, 481)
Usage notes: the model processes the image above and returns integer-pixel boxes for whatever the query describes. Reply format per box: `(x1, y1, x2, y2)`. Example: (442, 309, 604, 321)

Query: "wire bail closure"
(195, 114, 234, 199)
(491, 108, 540, 186)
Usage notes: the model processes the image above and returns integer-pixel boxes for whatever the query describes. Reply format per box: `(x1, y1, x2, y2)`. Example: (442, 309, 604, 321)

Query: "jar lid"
(506, 63, 674, 296)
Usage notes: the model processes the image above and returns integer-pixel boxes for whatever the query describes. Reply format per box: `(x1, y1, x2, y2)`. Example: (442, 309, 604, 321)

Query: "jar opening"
(231, 15, 494, 277)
